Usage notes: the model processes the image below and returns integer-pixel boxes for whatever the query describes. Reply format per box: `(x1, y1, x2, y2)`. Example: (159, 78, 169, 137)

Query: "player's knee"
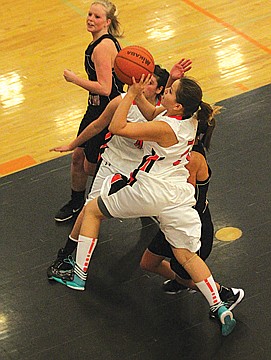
(84, 160, 96, 176)
(72, 149, 85, 168)
(140, 253, 152, 272)
(140, 252, 160, 272)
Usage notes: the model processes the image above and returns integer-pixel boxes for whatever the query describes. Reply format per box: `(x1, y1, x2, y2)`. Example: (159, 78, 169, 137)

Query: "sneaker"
(162, 279, 189, 294)
(47, 248, 74, 281)
(209, 286, 245, 318)
(54, 200, 84, 222)
(52, 263, 87, 291)
(220, 286, 245, 311)
(210, 303, 236, 336)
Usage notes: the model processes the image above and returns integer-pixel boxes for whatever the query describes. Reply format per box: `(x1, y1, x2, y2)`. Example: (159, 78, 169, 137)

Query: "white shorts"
(86, 160, 131, 203)
(99, 173, 201, 252)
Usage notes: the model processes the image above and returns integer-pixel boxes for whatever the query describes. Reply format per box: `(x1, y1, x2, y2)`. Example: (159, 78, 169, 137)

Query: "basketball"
(114, 45, 155, 85)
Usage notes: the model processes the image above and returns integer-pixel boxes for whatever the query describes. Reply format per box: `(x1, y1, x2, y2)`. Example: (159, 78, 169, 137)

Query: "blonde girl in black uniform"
(55, 1, 123, 223)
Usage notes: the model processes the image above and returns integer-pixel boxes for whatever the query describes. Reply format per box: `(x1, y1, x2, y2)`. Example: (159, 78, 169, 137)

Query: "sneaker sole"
(51, 276, 84, 291)
(54, 215, 74, 222)
(228, 289, 245, 311)
(221, 315, 236, 336)
(66, 283, 85, 291)
(218, 307, 236, 336)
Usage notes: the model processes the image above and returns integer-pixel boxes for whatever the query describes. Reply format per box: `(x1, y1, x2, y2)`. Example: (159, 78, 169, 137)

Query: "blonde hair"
(92, 1, 123, 37)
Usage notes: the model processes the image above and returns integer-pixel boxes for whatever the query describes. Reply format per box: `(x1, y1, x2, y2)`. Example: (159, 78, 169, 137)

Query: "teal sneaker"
(66, 273, 86, 291)
(51, 259, 87, 291)
(210, 303, 236, 336)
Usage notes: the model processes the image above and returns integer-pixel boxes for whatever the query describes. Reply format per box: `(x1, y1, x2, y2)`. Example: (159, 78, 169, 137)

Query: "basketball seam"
(115, 55, 154, 73)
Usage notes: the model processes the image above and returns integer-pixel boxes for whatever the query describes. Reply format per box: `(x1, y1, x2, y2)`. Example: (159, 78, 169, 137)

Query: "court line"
(182, 0, 271, 54)
(61, 0, 85, 16)
(0, 155, 37, 176)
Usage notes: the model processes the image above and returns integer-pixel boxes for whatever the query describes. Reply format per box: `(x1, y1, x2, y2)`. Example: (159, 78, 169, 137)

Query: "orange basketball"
(114, 45, 155, 85)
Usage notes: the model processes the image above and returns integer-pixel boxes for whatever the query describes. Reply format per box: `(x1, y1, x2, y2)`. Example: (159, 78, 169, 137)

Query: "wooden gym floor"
(1, 1, 271, 359)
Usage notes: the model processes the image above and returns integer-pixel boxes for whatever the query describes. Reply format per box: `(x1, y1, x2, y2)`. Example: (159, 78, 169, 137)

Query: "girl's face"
(161, 80, 180, 109)
(86, 4, 110, 34)
(143, 75, 161, 101)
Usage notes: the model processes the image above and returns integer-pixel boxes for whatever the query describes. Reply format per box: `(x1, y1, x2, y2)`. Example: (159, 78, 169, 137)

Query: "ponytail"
(92, 1, 123, 38)
(197, 103, 221, 151)
(176, 77, 221, 151)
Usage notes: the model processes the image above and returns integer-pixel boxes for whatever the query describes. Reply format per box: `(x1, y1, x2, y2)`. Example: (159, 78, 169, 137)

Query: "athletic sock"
(71, 189, 85, 206)
(62, 235, 78, 256)
(195, 275, 222, 307)
(76, 235, 98, 272)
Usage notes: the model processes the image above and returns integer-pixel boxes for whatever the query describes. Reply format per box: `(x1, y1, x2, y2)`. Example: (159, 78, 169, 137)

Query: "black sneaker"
(54, 200, 83, 222)
(47, 248, 74, 281)
(209, 286, 245, 318)
(209, 303, 236, 336)
(162, 279, 189, 294)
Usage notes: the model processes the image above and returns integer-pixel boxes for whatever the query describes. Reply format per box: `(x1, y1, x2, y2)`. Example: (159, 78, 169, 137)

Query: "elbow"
(99, 86, 111, 97)
(108, 123, 116, 134)
(101, 90, 111, 97)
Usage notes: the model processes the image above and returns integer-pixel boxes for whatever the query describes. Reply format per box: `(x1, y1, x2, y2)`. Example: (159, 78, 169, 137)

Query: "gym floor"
(1, 84, 270, 359)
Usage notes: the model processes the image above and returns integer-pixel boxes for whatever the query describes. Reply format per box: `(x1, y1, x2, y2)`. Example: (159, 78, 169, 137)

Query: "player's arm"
(63, 40, 116, 96)
(109, 77, 177, 146)
(50, 96, 122, 153)
(135, 93, 165, 120)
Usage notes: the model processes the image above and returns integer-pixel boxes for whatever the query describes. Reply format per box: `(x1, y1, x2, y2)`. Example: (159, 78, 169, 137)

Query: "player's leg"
(54, 147, 87, 222)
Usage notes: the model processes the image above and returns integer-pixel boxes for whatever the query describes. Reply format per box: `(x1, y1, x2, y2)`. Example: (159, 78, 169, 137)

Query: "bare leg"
(71, 148, 89, 191)
(79, 198, 105, 238)
(140, 249, 175, 279)
(172, 248, 211, 283)
(70, 207, 85, 239)
(84, 158, 97, 177)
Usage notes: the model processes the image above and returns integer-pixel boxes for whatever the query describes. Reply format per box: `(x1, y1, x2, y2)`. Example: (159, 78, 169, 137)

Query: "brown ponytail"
(176, 77, 221, 151)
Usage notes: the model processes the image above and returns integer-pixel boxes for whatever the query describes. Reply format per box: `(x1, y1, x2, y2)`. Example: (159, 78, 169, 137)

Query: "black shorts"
(77, 104, 109, 163)
(147, 207, 214, 280)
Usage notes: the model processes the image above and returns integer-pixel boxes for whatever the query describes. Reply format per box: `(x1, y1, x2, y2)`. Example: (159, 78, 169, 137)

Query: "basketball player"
(140, 132, 244, 316)
(48, 63, 171, 277)
(49, 74, 237, 336)
(54, 1, 123, 223)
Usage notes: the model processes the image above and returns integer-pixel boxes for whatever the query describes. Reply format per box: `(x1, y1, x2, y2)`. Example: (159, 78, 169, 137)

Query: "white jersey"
(88, 94, 160, 201)
(130, 112, 198, 186)
(100, 93, 146, 174)
(99, 112, 201, 251)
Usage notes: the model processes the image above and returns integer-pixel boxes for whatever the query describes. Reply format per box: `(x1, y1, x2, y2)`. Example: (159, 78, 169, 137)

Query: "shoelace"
(210, 301, 226, 313)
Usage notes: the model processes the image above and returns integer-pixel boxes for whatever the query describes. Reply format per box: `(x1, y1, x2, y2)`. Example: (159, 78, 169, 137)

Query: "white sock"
(76, 235, 97, 272)
(195, 275, 222, 307)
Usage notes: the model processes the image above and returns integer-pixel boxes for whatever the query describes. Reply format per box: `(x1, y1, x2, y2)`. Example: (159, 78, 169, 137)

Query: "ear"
(106, 18, 111, 28)
(156, 86, 163, 95)
(174, 103, 183, 111)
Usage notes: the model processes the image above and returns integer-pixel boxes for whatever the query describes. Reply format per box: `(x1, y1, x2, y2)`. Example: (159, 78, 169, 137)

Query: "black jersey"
(192, 142, 212, 214)
(84, 33, 124, 108)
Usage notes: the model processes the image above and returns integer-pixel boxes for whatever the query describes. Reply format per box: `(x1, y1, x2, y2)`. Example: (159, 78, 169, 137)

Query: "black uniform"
(147, 142, 214, 280)
(77, 34, 124, 163)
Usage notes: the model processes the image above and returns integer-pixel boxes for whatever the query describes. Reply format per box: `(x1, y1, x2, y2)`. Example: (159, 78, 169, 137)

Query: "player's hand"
(170, 58, 192, 80)
(49, 145, 73, 153)
(129, 74, 152, 96)
(63, 69, 77, 83)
